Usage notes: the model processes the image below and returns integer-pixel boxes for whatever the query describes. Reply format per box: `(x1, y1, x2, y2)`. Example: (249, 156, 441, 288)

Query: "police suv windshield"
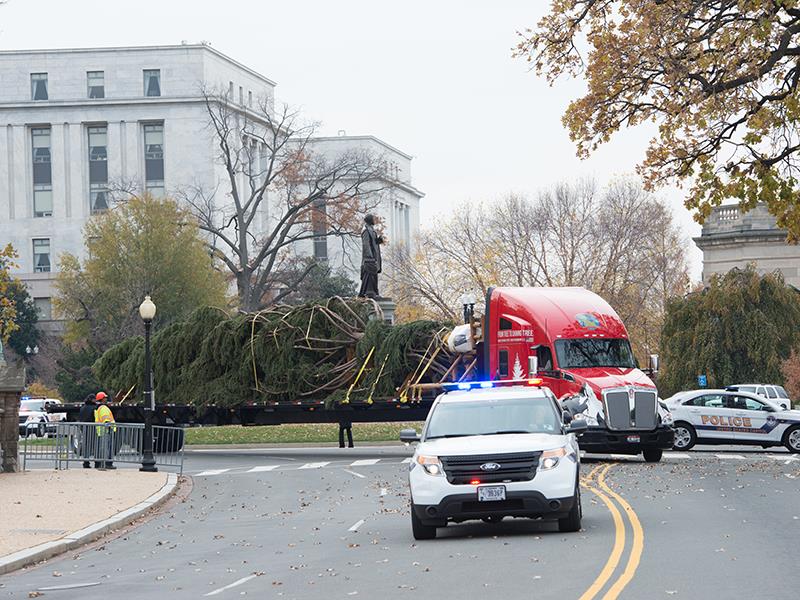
(20, 400, 45, 411)
(554, 339, 636, 369)
(425, 397, 561, 439)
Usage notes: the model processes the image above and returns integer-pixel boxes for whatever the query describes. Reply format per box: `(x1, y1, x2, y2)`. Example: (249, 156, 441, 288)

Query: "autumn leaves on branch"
(517, 0, 800, 238)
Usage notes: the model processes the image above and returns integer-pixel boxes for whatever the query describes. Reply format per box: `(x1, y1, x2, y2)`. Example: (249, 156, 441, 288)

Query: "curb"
(0, 472, 179, 576)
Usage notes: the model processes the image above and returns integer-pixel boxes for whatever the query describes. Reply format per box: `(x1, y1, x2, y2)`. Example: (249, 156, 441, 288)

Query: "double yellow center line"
(578, 464, 644, 600)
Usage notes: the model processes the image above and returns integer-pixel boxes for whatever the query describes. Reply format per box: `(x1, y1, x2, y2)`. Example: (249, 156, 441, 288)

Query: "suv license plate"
(627, 435, 640, 443)
(477, 485, 506, 502)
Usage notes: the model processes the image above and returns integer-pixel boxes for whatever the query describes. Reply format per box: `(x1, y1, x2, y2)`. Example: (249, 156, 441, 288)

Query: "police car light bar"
(442, 378, 543, 392)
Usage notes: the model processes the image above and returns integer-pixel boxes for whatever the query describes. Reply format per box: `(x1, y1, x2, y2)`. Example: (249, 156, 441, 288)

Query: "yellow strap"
(366, 354, 389, 405)
(343, 346, 375, 404)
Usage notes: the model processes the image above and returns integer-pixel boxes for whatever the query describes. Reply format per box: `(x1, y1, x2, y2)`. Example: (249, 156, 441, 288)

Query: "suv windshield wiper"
(483, 430, 533, 435)
(425, 433, 472, 439)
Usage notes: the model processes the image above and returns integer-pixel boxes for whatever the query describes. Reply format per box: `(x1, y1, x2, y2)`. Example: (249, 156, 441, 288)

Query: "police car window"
(741, 396, 767, 411)
(738, 386, 756, 393)
(766, 386, 778, 398)
(756, 386, 766, 396)
(426, 397, 561, 438)
(777, 386, 790, 399)
(686, 394, 724, 408)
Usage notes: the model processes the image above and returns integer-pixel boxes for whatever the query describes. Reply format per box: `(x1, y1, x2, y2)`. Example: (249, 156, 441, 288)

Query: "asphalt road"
(2, 446, 799, 599)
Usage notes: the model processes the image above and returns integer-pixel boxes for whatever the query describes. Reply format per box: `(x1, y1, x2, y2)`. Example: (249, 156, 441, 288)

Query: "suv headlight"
(541, 447, 568, 470)
(416, 455, 444, 476)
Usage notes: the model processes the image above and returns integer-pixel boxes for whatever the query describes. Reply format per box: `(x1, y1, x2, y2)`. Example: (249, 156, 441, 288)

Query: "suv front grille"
(604, 388, 657, 430)
(440, 451, 541, 484)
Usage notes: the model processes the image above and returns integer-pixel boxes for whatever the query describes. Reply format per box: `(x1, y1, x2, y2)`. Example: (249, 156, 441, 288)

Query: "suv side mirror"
(566, 419, 588, 435)
(562, 410, 573, 424)
(399, 428, 421, 443)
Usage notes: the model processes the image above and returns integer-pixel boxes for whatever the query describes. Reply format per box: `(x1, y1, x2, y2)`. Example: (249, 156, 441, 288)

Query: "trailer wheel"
(642, 448, 663, 463)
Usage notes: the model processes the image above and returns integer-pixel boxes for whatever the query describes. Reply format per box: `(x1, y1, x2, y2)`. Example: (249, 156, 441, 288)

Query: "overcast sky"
(1, 0, 703, 278)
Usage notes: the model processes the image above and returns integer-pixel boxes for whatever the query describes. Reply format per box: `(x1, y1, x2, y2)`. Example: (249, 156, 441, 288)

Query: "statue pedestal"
(376, 298, 397, 325)
(0, 359, 26, 473)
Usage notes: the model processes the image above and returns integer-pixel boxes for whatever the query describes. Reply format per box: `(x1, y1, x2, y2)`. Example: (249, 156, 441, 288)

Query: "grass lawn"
(185, 421, 423, 445)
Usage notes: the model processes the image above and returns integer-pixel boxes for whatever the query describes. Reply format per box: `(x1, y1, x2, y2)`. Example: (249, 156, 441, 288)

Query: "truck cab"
(483, 287, 674, 461)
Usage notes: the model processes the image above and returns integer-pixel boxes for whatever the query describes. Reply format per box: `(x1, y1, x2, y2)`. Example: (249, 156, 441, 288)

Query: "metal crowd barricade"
(21, 422, 185, 474)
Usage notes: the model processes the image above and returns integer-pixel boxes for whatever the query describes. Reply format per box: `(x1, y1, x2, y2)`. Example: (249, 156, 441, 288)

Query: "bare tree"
(388, 178, 689, 356)
(182, 89, 391, 311)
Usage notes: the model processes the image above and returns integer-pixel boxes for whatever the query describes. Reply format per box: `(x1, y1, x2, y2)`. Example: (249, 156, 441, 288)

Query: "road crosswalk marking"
(196, 469, 231, 476)
(190, 452, 799, 477)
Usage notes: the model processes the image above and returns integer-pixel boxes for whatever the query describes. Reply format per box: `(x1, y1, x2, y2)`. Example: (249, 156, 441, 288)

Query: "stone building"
(693, 203, 800, 288)
(0, 44, 423, 322)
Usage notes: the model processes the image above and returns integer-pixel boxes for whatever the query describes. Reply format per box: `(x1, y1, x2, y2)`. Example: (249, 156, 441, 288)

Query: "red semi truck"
(475, 286, 674, 462)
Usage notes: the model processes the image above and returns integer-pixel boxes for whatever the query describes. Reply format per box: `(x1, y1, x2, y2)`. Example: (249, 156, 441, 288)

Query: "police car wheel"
(558, 485, 582, 533)
(36, 422, 46, 438)
(411, 506, 437, 540)
(784, 426, 800, 454)
(672, 422, 696, 451)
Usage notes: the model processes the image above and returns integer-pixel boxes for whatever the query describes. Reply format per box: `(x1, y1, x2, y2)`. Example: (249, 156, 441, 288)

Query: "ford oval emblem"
(480, 462, 501, 471)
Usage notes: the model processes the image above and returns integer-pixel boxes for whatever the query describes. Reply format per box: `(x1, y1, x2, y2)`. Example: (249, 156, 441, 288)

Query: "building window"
(143, 123, 164, 197)
(239, 86, 244, 105)
(229, 81, 234, 98)
(33, 239, 50, 273)
(143, 69, 161, 97)
(31, 73, 48, 100)
(31, 127, 53, 217)
(87, 71, 104, 98)
(88, 126, 108, 212)
(248, 90, 253, 106)
(312, 197, 328, 261)
(34, 298, 52, 320)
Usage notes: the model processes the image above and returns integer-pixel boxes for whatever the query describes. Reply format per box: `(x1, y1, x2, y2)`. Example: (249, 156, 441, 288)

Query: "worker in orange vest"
(94, 392, 117, 470)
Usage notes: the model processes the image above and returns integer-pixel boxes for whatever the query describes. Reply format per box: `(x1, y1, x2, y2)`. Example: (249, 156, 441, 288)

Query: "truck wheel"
(783, 426, 800, 454)
(411, 506, 437, 540)
(558, 486, 582, 533)
(642, 448, 663, 463)
(672, 422, 696, 451)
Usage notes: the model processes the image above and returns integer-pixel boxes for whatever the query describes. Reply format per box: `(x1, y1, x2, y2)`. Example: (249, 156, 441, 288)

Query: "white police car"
(400, 380, 587, 540)
(665, 389, 800, 453)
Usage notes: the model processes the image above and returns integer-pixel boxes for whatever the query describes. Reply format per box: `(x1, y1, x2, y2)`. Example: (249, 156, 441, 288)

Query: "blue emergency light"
(442, 378, 543, 392)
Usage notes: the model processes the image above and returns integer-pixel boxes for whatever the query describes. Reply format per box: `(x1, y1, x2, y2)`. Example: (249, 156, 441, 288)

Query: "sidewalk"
(0, 469, 177, 575)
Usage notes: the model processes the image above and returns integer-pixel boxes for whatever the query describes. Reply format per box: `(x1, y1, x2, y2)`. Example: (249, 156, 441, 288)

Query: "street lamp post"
(139, 295, 158, 473)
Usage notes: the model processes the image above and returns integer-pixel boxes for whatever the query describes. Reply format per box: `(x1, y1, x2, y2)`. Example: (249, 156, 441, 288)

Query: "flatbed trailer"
(50, 398, 434, 427)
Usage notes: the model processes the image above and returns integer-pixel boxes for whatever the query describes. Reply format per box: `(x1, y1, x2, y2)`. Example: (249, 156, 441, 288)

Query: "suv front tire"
(558, 484, 582, 532)
(411, 506, 437, 540)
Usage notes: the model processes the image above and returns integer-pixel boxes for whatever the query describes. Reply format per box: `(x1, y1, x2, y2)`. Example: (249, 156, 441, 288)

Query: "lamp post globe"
(139, 295, 156, 322)
(139, 295, 158, 473)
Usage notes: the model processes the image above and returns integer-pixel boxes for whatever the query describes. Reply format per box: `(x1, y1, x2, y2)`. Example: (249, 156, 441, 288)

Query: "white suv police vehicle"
(666, 389, 800, 452)
(400, 380, 587, 540)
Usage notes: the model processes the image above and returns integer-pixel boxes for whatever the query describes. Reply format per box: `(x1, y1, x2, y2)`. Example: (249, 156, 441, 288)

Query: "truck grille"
(604, 388, 657, 430)
(440, 452, 541, 485)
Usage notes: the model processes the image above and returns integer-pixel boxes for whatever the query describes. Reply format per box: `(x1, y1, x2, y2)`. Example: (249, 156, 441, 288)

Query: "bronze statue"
(358, 214, 384, 299)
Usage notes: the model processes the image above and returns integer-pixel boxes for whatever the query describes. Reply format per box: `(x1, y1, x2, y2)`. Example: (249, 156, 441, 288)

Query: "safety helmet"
(95, 391, 108, 401)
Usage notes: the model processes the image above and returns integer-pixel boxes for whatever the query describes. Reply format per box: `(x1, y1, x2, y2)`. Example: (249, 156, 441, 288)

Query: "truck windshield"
(425, 397, 560, 439)
(554, 338, 636, 369)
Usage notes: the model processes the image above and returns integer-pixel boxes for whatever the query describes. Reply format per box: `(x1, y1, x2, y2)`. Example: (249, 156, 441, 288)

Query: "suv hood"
(419, 433, 567, 456)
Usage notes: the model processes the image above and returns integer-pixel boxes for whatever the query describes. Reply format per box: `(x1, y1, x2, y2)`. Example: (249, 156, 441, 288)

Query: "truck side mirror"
(566, 419, 588, 435)
(528, 355, 538, 378)
(399, 429, 421, 443)
(648, 354, 660, 373)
